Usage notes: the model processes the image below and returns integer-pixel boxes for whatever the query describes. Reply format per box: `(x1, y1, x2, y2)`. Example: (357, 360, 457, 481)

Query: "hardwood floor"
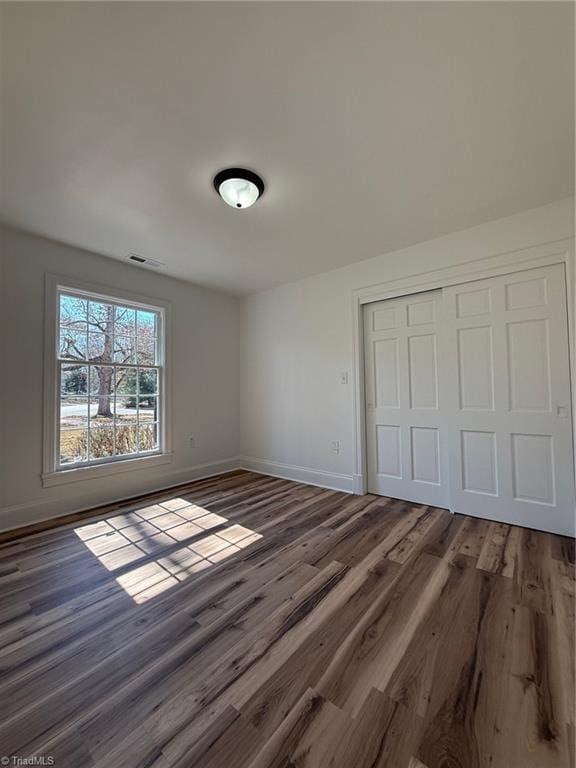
(0, 470, 573, 767)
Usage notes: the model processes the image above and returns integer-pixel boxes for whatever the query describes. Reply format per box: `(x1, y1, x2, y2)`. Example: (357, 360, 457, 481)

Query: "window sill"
(42, 452, 174, 488)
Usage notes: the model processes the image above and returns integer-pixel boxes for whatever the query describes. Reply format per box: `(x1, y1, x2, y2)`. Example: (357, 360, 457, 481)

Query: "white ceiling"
(1, 2, 574, 295)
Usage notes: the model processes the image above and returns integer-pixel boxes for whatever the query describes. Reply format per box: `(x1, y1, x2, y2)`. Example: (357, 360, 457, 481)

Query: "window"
(43, 278, 171, 485)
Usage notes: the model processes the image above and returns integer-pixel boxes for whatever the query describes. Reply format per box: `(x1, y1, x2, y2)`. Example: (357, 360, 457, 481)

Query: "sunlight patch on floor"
(74, 496, 262, 603)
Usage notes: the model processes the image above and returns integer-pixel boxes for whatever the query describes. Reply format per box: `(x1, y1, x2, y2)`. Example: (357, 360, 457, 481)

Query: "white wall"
(239, 198, 575, 491)
(0, 226, 240, 530)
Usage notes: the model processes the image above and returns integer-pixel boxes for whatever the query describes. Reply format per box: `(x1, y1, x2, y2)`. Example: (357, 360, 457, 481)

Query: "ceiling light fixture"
(213, 168, 265, 209)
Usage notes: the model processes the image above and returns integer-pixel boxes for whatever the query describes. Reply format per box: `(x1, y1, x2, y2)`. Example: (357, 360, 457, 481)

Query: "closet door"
(364, 290, 449, 507)
(443, 264, 575, 536)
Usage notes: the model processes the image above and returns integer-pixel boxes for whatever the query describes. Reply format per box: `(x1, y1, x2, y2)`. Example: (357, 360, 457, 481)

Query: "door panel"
(411, 426, 440, 484)
(457, 326, 494, 410)
(507, 318, 551, 412)
(364, 290, 448, 507)
(374, 339, 400, 407)
(376, 425, 401, 478)
(443, 263, 574, 536)
(408, 334, 438, 408)
(461, 430, 498, 495)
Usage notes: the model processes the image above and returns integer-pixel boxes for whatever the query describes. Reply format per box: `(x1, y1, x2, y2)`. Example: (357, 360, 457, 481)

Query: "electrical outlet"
(331, 440, 340, 454)
(340, 372, 349, 384)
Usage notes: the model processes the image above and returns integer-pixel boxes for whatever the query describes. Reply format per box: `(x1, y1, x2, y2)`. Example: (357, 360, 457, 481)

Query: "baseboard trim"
(0, 457, 242, 534)
(238, 456, 355, 494)
(0, 456, 357, 535)
(352, 474, 366, 494)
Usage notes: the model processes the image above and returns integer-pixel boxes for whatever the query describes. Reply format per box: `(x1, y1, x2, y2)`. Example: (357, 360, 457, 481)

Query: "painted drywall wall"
(0, 226, 240, 529)
(239, 198, 575, 490)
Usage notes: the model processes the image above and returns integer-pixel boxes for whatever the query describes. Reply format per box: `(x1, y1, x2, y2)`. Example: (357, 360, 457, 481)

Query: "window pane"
(90, 408, 114, 429)
(60, 397, 89, 429)
(88, 332, 112, 362)
(115, 393, 138, 424)
(60, 295, 87, 330)
(138, 424, 158, 452)
(138, 368, 158, 395)
(114, 306, 136, 336)
(89, 366, 114, 427)
(90, 404, 114, 429)
(138, 396, 157, 421)
(115, 367, 137, 395)
(113, 367, 138, 424)
(136, 336, 156, 365)
(59, 328, 87, 360)
(115, 424, 139, 456)
(114, 335, 136, 364)
(89, 366, 115, 395)
(89, 426, 115, 460)
(61, 364, 88, 395)
(60, 429, 88, 465)
(88, 301, 114, 333)
(137, 310, 157, 338)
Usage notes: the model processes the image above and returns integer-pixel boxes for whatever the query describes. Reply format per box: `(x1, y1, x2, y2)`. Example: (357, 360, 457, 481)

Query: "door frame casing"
(351, 237, 576, 501)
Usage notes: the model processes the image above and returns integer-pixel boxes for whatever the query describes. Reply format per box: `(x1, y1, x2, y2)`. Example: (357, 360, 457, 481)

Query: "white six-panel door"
(442, 264, 574, 536)
(363, 264, 575, 535)
(364, 290, 449, 507)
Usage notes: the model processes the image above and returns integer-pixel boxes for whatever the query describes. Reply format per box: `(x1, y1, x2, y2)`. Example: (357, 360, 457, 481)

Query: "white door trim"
(351, 237, 576, 500)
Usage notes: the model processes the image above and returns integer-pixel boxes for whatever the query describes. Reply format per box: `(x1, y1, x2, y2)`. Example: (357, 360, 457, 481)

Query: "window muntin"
(57, 290, 163, 469)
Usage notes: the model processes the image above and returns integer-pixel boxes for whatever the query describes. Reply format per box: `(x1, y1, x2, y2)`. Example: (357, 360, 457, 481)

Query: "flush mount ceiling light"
(213, 168, 265, 209)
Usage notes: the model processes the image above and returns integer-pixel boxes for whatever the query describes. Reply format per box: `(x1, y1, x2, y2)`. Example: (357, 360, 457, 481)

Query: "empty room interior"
(0, 2, 575, 766)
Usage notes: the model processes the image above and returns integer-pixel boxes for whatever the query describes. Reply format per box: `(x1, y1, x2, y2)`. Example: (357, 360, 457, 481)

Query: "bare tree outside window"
(58, 292, 161, 466)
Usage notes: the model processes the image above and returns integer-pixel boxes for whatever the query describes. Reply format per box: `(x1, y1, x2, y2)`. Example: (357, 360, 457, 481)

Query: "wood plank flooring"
(0, 470, 573, 768)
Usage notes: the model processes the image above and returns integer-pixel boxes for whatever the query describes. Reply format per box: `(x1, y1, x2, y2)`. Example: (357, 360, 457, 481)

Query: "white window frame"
(42, 274, 173, 487)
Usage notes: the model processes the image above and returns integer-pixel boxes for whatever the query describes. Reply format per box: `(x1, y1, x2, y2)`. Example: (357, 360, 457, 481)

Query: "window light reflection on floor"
(73, 497, 262, 603)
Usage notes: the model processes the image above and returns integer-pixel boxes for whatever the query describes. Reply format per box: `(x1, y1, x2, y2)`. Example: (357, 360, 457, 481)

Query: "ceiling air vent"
(127, 253, 165, 270)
